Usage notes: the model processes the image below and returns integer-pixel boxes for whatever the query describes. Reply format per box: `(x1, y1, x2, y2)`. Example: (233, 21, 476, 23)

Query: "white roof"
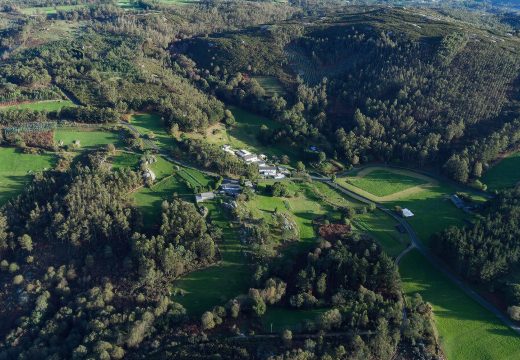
(196, 192, 215, 202)
(402, 208, 414, 217)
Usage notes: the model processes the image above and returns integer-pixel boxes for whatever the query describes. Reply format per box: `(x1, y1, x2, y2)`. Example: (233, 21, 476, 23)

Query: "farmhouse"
(450, 194, 465, 209)
(242, 154, 259, 163)
(401, 208, 414, 218)
(221, 183, 242, 196)
(143, 169, 156, 181)
(259, 165, 278, 177)
(195, 191, 215, 203)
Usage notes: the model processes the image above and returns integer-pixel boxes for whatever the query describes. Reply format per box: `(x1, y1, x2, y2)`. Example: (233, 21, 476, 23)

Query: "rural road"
(319, 178, 520, 336)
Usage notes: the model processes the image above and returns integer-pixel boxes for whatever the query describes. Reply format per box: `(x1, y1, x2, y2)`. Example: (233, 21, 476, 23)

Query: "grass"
(253, 76, 286, 97)
(55, 127, 121, 149)
(400, 250, 520, 360)
(129, 113, 175, 152)
(344, 169, 428, 197)
(110, 152, 141, 170)
(185, 107, 300, 165)
(385, 183, 474, 247)
(177, 167, 214, 188)
(133, 174, 192, 227)
(173, 201, 251, 315)
(353, 210, 409, 258)
(482, 151, 520, 191)
(0, 100, 75, 112)
(261, 307, 327, 333)
(19, 5, 86, 15)
(0, 147, 56, 205)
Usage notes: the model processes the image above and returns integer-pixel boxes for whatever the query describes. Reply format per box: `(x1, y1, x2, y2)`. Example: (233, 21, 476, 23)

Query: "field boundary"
(340, 166, 437, 202)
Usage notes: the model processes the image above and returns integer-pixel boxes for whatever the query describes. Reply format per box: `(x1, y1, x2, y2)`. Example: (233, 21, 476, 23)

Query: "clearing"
(0, 147, 55, 205)
(338, 167, 432, 200)
(0, 100, 75, 112)
(401, 250, 520, 360)
(184, 106, 300, 164)
(54, 127, 121, 149)
(172, 200, 251, 315)
(482, 151, 520, 191)
(128, 113, 175, 152)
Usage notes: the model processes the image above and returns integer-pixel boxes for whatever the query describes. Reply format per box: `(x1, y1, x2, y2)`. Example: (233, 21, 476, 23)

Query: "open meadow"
(482, 151, 520, 191)
(172, 200, 251, 315)
(0, 147, 55, 205)
(185, 107, 300, 164)
(0, 100, 74, 112)
(338, 165, 519, 359)
(401, 250, 520, 360)
(55, 127, 121, 149)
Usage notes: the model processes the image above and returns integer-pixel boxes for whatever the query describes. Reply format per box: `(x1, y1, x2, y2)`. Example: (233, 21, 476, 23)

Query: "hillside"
(174, 7, 520, 186)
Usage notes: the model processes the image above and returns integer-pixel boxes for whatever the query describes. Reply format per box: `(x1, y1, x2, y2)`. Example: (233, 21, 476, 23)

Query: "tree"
(296, 161, 306, 172)
(281, 329, 293, 346)
(318, 151, 326, 163)
(18, 234, 33, 252)
(508, 306, 520, 321)
(444, 154, 469, 183)
(201, 311, 216, 330)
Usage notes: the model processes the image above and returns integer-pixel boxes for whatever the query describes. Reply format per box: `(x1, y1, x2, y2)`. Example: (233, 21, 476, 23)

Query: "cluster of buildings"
(222, 145, 287, 179)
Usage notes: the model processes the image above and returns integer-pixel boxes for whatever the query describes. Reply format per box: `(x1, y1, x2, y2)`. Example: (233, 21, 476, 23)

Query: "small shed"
(401, 208, 414, 218)
(195, 192, 215, 203)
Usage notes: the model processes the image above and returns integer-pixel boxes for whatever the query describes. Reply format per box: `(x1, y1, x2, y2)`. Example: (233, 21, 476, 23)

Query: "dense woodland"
(0, 0, 519, 358)
(433, 186, 520, 317)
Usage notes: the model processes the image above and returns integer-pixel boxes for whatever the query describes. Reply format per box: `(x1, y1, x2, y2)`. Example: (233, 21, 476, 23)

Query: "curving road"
(320, 178, 520, 336)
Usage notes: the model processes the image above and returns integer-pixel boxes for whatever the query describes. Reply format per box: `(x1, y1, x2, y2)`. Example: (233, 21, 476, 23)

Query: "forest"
(0, 0, 519, 359)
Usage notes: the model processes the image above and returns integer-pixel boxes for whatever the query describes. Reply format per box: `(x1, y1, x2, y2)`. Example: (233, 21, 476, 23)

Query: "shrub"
(13, 274, 24, 285)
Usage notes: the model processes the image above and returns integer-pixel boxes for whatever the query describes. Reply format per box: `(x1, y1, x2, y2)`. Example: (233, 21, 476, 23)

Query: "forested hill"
(174, 7, 520, 184)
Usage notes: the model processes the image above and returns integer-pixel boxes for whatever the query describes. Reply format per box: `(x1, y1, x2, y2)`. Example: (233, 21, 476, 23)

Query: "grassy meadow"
(129, 113, 175, 151)
(345, 168, 428, 197)
(185, 107, 300, 164)
(0, 147, 55, 205)
(0, 99, 74, 111)
(173, 201, 251, 315)
(55, 127, 121, 149)
(482, 151, 520, 191)
(401, 250, 520, 360)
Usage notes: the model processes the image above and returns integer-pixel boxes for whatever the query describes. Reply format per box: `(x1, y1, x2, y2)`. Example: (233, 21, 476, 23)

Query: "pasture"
(129, 113, 175, 152)
(253, 76, 286, 97)
(185, 107, 300, 164)
(173, 201, 251, 315)
(0, 147, 55, 205)
(482, 151, 520, 191)
(261, 307, 327, 333)
(0, 100, 75, 112)
(55, 127, 121, 149)
(19, 5, 85, 15)
(400, 250, 520, 360)
(339, 167, 431, 200)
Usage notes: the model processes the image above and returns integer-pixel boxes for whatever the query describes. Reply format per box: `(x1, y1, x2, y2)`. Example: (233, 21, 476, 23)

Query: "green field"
(186, 107, 300, 164)
(110, 151, 141, 170)
(385, 183, 475, 247)
(401, 250, 520, 360)
(353, 210, 409, 258)
(0, 147, 55, 205)
(20, 5, 86, 15)
(134, 175, 192, 226)
(482, 151, 520, 191)
(345, 169, 428, 197)
(55, 127, 121, 149)
(253, 76, 286, 97)
(261, 307, 327, 333)
(173, 201, 251, 315)
(177, 167, 214, 188)
(129, 113, 175, 151)
(0, 100, 75, 112)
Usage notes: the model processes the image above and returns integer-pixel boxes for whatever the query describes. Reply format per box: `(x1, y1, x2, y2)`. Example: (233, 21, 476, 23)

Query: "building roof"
(401, 208, 414, 217)
(195, 192, 215, 203)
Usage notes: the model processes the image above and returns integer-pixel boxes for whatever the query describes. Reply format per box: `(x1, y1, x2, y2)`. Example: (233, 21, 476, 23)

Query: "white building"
(401, 208, 414, 218)
(195, 192, 215, 203)
(259, 165, 278, 177)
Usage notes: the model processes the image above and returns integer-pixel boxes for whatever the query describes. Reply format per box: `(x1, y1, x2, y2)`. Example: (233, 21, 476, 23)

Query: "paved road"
(321, 178, 520, 335)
